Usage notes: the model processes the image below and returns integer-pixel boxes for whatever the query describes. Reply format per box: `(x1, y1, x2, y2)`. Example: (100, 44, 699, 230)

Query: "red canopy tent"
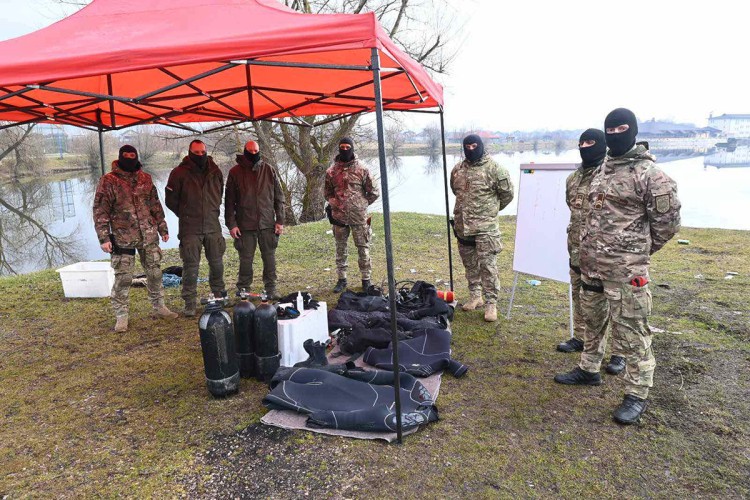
(0, 0, 456, 442)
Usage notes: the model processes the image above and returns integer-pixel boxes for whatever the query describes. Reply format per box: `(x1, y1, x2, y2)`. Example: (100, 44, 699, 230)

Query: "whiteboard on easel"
(512, 163, 578, 283)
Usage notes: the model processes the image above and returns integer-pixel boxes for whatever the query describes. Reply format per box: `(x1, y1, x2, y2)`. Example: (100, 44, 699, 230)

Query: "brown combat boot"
(461, 294, 484, 311)
(114, 315, 129, 333)
(153, 305, 178, 319)
(484, 303, 497, 322)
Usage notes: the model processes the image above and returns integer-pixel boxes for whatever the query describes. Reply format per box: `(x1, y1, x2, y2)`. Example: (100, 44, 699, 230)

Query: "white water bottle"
(296, 291, 304, 312)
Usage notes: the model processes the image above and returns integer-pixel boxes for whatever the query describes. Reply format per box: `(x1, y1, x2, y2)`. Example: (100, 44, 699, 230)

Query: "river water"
(1, 148, 748, 275)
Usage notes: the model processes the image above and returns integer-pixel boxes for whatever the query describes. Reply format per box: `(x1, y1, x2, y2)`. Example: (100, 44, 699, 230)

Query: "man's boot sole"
(553, 376, 602, 386)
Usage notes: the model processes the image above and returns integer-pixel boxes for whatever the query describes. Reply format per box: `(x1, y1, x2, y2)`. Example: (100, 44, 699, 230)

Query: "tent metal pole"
(232, 59, 371, 71)
(371, 47, 403, 444)
(97, 128, 105, 176)
(439, 109, 454, 291)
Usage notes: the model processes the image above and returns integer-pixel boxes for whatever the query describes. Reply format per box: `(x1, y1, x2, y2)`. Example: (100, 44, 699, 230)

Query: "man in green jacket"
(165, 140, 226, 316)
(93, 145, 178, 332)
(225, 140, 285, 299)
(451, 134, 514, 322)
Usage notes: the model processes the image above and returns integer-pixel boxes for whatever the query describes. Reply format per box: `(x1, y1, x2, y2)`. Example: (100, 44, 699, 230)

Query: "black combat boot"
(606, 355, 626, 375)
(554, 366, 602, 386)
(333, 278, 347, 293)
(613, 394, 647, 424)
(361, 279, 371, 292)
(556, 337, 584, 353)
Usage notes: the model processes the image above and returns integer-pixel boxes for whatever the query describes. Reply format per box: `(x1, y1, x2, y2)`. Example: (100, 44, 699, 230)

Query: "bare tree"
(385, 118, 406, 158)
(0, 124, 46, 179)
(423, 124, 441, 154)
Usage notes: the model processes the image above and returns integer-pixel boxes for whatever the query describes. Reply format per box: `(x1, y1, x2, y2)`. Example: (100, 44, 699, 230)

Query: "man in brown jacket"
(225, 140, 285, 299)
(93, 145, 178, 332)
(165, 140, 226, 316)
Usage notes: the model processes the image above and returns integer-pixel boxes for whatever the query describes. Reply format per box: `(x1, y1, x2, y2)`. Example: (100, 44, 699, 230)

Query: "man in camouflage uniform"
(451, 134, 514, 322)
(554, 108, 681, 425)
(555, 129, 625, 375)
(225, 140, 285, 299)
(166, 140, 226, 316)
(93, 145, 178, 333)
(324, 137, 379, 293)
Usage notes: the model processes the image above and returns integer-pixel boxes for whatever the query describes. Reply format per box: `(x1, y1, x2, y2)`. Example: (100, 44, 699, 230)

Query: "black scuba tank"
(233, 289, 256, 378)
(198, 294, 239, 397)
(252, 292, 281, 382)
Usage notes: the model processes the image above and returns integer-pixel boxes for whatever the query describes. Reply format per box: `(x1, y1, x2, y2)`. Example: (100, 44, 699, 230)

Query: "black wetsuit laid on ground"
(263, 367, 438, 432)
(363, 328, 469, 378)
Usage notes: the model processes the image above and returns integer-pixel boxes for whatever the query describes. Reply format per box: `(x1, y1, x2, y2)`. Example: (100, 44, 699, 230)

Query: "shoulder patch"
(499, 178, 510, 191)
(655, 194, 671, 214)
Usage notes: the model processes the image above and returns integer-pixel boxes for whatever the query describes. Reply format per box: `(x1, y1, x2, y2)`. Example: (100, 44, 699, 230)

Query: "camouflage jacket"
(566, 164, 599, 268)
(225, 156, 285, 231)
(324, 156, 379, 226)
(580, 144, 681, 282)
(92, 161, 168, 248)
(165, 156, 224, 238)
(450, 153, 514, 236)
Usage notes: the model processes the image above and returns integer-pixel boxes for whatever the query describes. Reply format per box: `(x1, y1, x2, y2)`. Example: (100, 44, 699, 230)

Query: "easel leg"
(506, 272, 519, 319)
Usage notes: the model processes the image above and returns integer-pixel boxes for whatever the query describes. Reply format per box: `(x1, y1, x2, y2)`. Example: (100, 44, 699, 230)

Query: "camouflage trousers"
(457, 231, 501, 305)
(179, 232, 226, 306)
(569, 268, 586, 342)
(110, 243, 164, 318)
(579, 276, 654, 399)
(233, 228, 279, 292)
(333, 224, 372, 280)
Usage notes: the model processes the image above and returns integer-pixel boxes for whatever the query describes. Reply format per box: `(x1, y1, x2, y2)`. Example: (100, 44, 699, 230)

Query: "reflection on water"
(1, 147, 748, 275)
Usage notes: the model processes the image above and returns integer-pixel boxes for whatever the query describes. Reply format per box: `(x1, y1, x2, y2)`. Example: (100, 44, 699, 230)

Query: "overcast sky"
(0, 0, 746, 132)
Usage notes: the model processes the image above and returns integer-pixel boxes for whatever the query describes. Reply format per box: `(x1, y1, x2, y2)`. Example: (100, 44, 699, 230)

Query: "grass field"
(1, 214, 748, 497)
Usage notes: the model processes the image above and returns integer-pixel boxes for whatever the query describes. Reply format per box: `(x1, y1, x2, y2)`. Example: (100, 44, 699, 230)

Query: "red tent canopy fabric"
(0, 0, 443, 130)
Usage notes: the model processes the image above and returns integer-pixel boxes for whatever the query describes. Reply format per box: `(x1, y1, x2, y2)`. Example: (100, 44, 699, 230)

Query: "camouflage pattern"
(179, 233, 226, 306)
(579, 144, 680, 399)
(580, 277, 653, 398)
(450, 153, 514, 237)
(579, 144, 681, 282)
(324, 156, 379, 226)
(93, 161, 168, 248)
(333, 224, 372, 280)
(233, 228, 279, 292)
(457, 231, 501, 304)
(569, 268, 586, 342)
(566, 165, 598, 268)
(111, 244, 165, 317)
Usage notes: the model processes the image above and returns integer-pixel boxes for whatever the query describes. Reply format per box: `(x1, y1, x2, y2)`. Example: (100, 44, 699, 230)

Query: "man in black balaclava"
(555, 108, 682, 425)
(225, 140, 286, 299)
(165, 139, 226, 315)
(555, 129, 624, 372)
(92, 144, 177, 332)
(604, 107, 638, 157)
(117, 145, 141, 172)
(450, 134, 514, 322)
(324, 137, 379, 293)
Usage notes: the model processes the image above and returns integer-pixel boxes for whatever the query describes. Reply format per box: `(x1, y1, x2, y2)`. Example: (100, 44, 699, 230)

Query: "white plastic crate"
(56, 261, 115, 298)
(277, 301, 329, 366)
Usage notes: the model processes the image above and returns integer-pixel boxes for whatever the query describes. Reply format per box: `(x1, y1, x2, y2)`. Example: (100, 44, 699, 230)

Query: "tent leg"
(371, 48, 403, 444)
(98, 127, 106, 176)
(506, 272, 519, 319)
(439, 110, 454, 291)
(569, 283, 575, 339)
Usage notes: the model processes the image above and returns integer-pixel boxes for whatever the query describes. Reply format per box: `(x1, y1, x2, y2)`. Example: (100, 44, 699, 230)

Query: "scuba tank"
(253, 292, 281, 382)
(198, 293, 239, 397)
(233, 289, 256, 378)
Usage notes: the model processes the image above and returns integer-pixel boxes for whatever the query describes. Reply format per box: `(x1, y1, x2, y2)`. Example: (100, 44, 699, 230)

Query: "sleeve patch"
(655, 194, 671, 214)
(499, 178, 510, 191)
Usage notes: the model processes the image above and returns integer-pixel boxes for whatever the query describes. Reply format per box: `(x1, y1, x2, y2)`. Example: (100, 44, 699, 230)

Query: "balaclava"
(338, 137, 355, 163)
(118, 145, 140, 173)
(244, 148, 261, 166)
(463, 134, 484, 163)
(188, 143, 208, 169)
(578, 128, 607, 168)
(604, 108, 638, 157)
